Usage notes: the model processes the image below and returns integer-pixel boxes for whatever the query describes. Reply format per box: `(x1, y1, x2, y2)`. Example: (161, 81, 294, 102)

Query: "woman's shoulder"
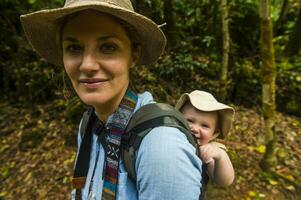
(141, 126, 196, 152)
(136, 126, 202, 170)
(135, 91, 155, 111)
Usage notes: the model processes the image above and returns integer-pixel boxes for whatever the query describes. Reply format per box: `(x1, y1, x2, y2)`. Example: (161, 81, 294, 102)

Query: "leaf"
(0, 144, 9, 153)
(63, 176, 69, 184)
(248, 191, 256, 197)
(254, 145, 266, 154)
(0, 167, 9, 178)
(285, 185, 295, 191)
(284, 175, 295, 182)
(277, 148, 286, 158)
(0, 192, 7, 197)
(292, 120, 300, 126)
(28, 0, 37, 4)
(259, 193, 266, 198)
(268, 179, 278, 185)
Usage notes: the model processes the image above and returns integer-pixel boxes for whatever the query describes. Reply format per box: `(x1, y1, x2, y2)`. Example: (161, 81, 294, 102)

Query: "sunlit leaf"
(0, 192, 7, 197)
(0, 167, 9, 178)
(277, 148, 286, 158)
(63, 176, 69, 183)
(254, 145, 266, 154)
(268, 179, 278, 185)
(24, 172, 33, 182)
(284, 175, 295, 181)
(292, 120, 300, 126)
(248, 191, 256, 197)
(285, 185, 295, 191)
(0, 144, 9, 153)
(28, 0, 37, 4)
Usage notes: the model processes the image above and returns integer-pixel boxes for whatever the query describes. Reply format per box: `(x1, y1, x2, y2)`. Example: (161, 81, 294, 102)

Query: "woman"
(21, 0, 202, 199)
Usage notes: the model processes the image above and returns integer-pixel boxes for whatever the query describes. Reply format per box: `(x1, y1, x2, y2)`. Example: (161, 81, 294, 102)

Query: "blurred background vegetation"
(0, 0, 301, 199)
(1, 0, 301, 116)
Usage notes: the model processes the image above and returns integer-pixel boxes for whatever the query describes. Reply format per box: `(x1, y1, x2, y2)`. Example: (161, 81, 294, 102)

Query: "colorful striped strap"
(102, 90, 138, 200)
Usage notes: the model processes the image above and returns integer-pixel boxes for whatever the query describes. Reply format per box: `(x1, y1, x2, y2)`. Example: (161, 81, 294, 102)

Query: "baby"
(176, 90, 235, 186)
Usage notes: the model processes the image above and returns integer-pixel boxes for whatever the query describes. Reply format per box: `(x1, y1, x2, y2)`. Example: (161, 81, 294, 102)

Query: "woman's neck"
(94, 87, 128, 123)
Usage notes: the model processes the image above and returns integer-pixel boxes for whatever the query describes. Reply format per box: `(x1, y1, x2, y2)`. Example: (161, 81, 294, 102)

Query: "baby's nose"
(190, 126, 199, 135)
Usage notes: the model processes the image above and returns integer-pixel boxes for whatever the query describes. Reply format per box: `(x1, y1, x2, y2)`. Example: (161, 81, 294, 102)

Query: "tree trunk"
(285, 0, 301, 56)
(219, 0, 230, 101)
(259, 0, 277, 172)
(163, 0, 176, 48)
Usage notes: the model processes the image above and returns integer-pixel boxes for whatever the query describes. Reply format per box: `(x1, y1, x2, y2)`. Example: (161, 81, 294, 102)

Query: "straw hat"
(175, 90, 235, 138)
(20, 0, 166, 66)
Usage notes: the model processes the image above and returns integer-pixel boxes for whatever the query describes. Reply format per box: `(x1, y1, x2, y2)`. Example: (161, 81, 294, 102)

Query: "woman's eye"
(65, 44, 82, 54)
(100, 43, 117, 54)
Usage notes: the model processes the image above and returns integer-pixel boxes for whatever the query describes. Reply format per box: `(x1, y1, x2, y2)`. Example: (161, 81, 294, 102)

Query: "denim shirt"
(71, 92, 203, 200)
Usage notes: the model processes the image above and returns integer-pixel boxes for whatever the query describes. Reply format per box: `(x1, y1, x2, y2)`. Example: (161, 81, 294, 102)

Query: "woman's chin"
(79, 93, 108, 107)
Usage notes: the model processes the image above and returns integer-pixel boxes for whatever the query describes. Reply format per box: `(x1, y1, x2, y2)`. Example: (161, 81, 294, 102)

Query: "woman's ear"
(131, 46, 141, 68)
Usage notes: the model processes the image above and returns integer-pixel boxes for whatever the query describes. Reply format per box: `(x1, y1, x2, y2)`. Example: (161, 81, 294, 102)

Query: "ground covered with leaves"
(0, 100, 300, 200)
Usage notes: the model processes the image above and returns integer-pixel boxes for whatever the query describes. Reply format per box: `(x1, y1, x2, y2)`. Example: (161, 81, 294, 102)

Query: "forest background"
(0, 0, 301, 199)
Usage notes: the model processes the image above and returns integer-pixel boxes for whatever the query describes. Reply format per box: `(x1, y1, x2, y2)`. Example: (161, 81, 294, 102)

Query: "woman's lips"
(79, 78, 108, 89)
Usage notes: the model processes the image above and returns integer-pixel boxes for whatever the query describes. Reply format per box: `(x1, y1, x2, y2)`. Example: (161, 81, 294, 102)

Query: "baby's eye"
(65, 44, 83, 55)
(186, 118, 194, 123)
(201, 124, 210, 128)
(100, 43, 117, 54)
(186, 119, 197, 127)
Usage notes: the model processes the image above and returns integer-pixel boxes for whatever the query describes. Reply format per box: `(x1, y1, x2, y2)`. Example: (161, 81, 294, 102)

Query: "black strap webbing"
(73, 108, 95, 180)
(72, 108, 105, 200)
(123, 115, 195, 151)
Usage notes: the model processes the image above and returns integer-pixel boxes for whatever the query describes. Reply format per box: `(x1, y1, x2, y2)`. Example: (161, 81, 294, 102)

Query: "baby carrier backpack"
(72, 103, 208, 199)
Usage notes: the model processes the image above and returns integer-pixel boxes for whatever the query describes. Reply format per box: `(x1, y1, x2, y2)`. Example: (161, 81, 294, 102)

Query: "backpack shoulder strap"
(121, 103, 198, 184)
(72, 107, 96, 190)
(79, 107, 94, 139)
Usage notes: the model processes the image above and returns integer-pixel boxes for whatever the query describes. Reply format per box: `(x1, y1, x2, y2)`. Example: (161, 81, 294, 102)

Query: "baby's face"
(181, 104, 217, 146)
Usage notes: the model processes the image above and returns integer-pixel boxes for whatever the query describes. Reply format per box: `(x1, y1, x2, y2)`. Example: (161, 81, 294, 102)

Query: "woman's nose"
(80, 51, 99, 73)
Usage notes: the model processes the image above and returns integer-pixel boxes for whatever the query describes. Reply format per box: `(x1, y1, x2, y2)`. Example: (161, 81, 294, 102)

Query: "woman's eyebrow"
(96, 35, 116, 41)
(63, 37, 78, 42)
(62, 35, 122, 44)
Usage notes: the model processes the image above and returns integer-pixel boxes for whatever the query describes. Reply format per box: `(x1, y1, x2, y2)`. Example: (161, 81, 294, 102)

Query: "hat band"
(64, 0, 134, 11)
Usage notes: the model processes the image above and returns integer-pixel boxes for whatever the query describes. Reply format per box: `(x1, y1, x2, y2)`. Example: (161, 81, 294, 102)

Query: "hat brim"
(20, 1, 166, 66)
(175, 93, 235, 138)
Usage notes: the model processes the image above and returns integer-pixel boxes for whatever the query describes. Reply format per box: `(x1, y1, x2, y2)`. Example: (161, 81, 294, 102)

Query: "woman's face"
(62, 10, 139, 111)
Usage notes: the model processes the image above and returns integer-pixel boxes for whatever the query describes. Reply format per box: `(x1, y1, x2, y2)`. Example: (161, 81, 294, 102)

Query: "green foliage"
(158, 52, 206, 79)
(0, 0, 64, 104)
(1, 0, 301, 116)
(277, 57, 301, 116)
(28, 0, 37, 4)
(135, 0, 164, 23)
(229, 0, 260, 57)
(173, 0, 222, 52)
(230, 60, 261, 106)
